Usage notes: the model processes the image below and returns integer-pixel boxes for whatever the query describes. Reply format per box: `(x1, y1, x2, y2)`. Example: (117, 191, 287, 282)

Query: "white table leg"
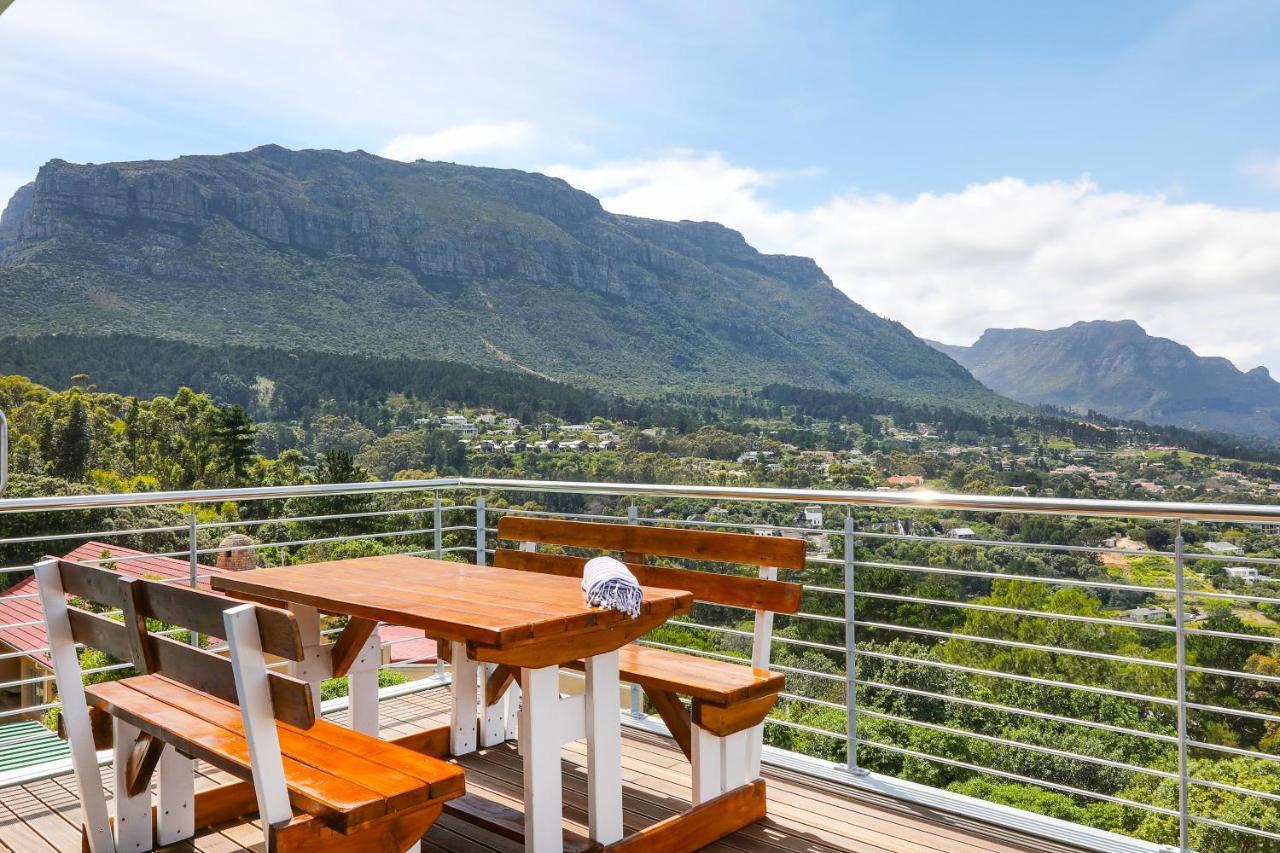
(113, 719, 153, 852)
(481, 663, 511, 747)
(746, 721, 765, 781)
(519, 665, 562, 852)
(721, 728, 750, 792)
(348, 625, 382, 736)
(288, 603, 324, 710)
(450, 641, 479, 755)
(584, 650, 623, 844)
(691, 723, 724, 805)
(155, 746, 194, 846)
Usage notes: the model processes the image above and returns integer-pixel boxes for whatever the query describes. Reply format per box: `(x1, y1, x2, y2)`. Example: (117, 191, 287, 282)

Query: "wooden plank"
(329, 616, 380, 678)
(485, 665, 517, 707)
(496, 517, 807, 570)
(494, 549, 803, 613)
(469, 608, 683, 669)
(692, 693, 779, 737)
(84, 679, 388, 830)
(271, 802, 444, 853)
(603, 779, 767, 852)
(126, 676, 464, 800)
(563, 644, 784, 705)
(147, 632, 316, 729)
(66, 607, 132, 660)
(390, 724, 452, 758)
(643, 688, 692, 759)
(118, 578, 158, 673)
(123, 731, 166, 797)
(55, 559, 125, 609)
(443, 794, 600, 853)
(136, 580, 305, 662)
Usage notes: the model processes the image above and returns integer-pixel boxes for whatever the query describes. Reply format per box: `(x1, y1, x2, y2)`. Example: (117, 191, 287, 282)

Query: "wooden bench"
(490, 515, 805, 805)
(33, 557, 464, 853)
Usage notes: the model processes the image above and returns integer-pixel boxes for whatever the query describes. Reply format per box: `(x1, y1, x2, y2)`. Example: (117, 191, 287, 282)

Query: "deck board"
(0, 686, 1086, 852)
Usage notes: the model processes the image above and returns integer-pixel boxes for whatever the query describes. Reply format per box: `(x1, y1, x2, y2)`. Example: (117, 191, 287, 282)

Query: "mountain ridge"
(932, 320, 1280, 438)
(0, 145, 1012, 411)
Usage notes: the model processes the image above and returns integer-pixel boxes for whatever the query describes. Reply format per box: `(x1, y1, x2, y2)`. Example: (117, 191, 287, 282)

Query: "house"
(503, 417, 522, 432)
(737, 451, 759, 464)
(1204, 541, 1242, 555)
(475, 414, 497, 424)
(0, 542, 230, 718)
(887, 475, 924, 487)
(1120, 606, 1169, 623)
(799, 506, 824, 529)
(1225, 566, 1261, 583)
(950, 527, 977, 540)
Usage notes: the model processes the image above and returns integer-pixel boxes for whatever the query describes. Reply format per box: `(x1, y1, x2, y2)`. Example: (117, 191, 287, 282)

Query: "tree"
(54, 394, 92, 479)
(212, 404, 256, 483)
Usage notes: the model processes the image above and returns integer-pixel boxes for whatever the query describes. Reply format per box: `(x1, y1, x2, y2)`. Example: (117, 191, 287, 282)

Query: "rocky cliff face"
(934, 320, 1280, 438)
(0, 145, 1004, 406)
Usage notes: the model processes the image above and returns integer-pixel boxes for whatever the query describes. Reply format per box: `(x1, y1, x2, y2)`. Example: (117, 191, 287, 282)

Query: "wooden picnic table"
(213, 556, 693, 852)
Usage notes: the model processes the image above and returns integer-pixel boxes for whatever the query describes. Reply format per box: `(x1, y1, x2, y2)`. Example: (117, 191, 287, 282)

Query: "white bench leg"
(348, 625, 382, 736)
(113, 719, 153, 852)
(481, 663, 512, 747)
(155, 747, 194, 846)
(721, 728, 751, 791)
(690, 723, 724, 805)
(519, 665, 563, 852)
(585, 651, 623, 844)
(450, 642, 479, 755)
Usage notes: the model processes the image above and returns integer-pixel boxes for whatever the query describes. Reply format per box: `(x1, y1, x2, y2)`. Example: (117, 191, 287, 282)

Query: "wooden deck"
(0, 686, 1087, 853)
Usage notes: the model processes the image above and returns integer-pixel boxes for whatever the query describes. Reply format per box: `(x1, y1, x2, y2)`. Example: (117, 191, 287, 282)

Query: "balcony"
(1, 478, 1278, 852)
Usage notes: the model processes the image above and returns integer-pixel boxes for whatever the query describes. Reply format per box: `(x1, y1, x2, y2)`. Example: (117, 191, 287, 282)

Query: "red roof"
(0, 542, 226, 668)
(380, 625, 438, 666)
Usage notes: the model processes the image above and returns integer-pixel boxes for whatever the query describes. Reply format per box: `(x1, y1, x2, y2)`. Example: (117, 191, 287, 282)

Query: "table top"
(212, 556, 693, 660)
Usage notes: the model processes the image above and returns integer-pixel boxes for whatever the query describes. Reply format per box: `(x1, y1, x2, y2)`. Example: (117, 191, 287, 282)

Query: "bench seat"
(86, 674, 464, 832)
(562, 642, 783, 706)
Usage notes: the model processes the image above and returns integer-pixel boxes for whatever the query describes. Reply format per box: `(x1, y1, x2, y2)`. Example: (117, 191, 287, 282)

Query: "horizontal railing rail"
(1, 476, 1278, 851)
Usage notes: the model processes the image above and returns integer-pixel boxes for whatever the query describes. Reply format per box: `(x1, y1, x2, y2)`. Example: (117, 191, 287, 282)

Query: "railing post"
(433, 490, 443, 559)
(626, 502, 644, 719)
(188, 505, 200, 647)
(0, 408, 9, 496)
(1174, 523, 1190, 852)
(475, 493, 486, 566)
(844, 510, 866, 775)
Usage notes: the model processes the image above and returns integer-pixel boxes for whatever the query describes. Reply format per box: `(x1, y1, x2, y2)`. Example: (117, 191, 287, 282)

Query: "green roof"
(0, 719, 71, 773)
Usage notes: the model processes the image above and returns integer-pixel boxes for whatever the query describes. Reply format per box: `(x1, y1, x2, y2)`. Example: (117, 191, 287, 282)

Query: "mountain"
(931, 320, 1280, 438)
(0, 145, 1008, 410)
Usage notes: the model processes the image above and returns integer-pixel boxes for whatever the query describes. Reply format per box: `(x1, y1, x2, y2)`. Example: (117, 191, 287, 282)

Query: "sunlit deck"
(0, 686, 1083, 853)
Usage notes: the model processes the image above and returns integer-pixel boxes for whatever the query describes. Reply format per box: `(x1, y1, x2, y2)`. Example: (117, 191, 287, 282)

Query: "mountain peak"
(937, 321, 1280, 438)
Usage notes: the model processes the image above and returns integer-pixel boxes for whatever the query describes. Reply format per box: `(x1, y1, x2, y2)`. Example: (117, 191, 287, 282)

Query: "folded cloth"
(581, 556, 644, 619)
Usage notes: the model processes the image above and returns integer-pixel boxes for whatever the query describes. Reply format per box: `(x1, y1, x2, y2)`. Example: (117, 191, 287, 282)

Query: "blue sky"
(2, 0, 1279, 373)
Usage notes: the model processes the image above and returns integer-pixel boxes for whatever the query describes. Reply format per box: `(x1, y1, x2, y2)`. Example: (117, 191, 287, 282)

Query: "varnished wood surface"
(213, 557, 693, 657)
(495, 517, 808, 570)
(0, 687, 1091, 853)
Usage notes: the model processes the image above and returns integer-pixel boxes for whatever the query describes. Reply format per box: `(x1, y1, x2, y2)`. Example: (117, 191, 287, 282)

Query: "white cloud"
(549, 153, 1280, 376)
(380, 121, 536, 162)
(1240, 154, 1280, 191)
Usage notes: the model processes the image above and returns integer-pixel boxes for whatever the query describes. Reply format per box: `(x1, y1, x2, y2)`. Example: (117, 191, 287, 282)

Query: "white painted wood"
(584, 650, 623, 844)
(450, 641, 479, 755)
(720, 728, 750, 792)
(348, 625, 382, 736)
(156, 747, 195, 845)
(223, 603, 293, 842)
(747, 565, 777, 780)
(287, 603, 325, 709)
(519, 665, 563, 852)
(507, 681, 522, 745)
(690, 723, 724, 805)
(556, 692, 586, 745)
(112, 719, 153, 852)
(33, 558, 116, 853)
(480, 663, 510, 747)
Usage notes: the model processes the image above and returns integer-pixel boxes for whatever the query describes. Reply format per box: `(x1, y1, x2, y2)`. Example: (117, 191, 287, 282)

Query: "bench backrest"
(494, 516, 806, 670)
(37, 557, 314, 729)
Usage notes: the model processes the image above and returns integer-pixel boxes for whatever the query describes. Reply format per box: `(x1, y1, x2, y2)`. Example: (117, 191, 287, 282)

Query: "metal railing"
(1, 476, 1278, 852)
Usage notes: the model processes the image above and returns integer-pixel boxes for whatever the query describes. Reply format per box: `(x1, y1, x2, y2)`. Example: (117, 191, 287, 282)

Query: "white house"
(801, 506, 824, 529)
(951, 527, 977, 540)
(1204, 541, 1242, 555)
(1225, 566, 1261, 583)
(1121, 606, 1169, 623)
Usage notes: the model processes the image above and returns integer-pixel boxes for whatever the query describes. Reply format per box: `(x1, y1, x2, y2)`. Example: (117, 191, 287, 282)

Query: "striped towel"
(582, 556, 644, 619)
